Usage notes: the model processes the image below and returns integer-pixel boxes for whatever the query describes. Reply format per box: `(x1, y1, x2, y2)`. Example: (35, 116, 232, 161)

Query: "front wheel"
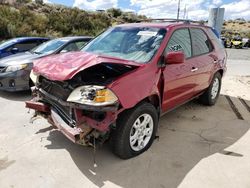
(198, 72, 222, 106)
(110, 102, 158, 159)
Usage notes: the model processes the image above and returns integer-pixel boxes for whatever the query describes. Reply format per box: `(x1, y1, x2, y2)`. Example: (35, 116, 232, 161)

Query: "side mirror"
(164, 51, 185, 65)
(11, 47, 19, 53)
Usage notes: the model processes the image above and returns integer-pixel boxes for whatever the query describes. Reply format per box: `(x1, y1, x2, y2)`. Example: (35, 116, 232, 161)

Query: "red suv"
(26, 21, 227, 159)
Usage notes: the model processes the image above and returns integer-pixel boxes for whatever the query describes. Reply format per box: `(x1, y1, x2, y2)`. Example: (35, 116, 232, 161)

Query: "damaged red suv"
(26, 21, 227, 159)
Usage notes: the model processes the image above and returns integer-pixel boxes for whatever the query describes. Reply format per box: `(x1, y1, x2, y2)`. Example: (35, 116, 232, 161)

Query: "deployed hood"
(33, 51, 141, 81)
(0, 52, 46, 66)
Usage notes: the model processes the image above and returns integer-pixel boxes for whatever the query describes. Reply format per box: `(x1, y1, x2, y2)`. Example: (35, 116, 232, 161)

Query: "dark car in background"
(0, 37, 49, 59)
(0, 36, 92, 91)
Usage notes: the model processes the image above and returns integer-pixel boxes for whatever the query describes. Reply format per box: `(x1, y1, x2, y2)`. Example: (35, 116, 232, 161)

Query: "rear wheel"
(198, 72, 221, 106)
(111, 102, 158, 159)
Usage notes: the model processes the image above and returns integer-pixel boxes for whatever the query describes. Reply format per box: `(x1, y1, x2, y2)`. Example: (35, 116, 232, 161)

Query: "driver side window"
(165, 29, 192, 58)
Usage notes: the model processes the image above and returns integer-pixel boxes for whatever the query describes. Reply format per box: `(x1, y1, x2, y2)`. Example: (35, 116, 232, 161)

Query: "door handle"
(191, 67, 198, 72)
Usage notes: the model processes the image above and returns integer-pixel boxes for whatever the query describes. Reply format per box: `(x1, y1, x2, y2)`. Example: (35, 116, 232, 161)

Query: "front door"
(161, 28, 198, 112)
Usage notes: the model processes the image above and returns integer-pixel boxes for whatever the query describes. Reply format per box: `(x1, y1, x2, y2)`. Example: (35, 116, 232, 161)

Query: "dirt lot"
(0, 49, 250, 188)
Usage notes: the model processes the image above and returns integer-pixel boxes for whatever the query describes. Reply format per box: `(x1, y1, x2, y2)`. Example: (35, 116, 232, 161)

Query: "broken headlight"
(67, 85, 118, 106)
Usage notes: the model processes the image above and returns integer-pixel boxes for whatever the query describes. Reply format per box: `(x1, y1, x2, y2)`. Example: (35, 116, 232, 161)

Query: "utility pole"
(177, 0, 181, 20)
(183, 4, 186, 19)
(208, 8, 225, 34)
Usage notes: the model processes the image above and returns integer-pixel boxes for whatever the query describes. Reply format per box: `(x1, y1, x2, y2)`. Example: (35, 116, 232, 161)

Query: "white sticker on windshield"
(137, 31, 157, 36)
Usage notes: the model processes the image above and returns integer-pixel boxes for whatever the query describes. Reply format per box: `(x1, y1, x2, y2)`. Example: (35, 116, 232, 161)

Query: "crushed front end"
(26, 62, 136, 146)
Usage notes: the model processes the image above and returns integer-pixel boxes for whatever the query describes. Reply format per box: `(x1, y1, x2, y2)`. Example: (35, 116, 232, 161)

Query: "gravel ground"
(226, 48, 250, 60)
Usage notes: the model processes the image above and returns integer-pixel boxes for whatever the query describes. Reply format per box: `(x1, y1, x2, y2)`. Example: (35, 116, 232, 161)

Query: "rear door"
(189, 28, 215, 93)
(162, 28, 198, 112)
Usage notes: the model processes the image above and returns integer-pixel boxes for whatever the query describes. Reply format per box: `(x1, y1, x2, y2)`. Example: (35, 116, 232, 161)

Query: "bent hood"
(0, 52, 45, 66)
(33, 51, 141, 81)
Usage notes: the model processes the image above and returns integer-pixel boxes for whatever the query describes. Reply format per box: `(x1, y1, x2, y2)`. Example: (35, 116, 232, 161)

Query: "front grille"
(42, 93, 76, 127)
(39, 76, 72, 101)
(38, 76, 76, 126)
(51, 100, 76, 127)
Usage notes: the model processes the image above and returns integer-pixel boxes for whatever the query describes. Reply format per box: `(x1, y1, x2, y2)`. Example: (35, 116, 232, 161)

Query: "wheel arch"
(217, 69, 224, 77)
(140, 94, 161, 115)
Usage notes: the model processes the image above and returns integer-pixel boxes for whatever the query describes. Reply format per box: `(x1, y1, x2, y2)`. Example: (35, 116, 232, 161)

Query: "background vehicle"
(230, 36, 243, 48)
(243, 38, 250, 48)
(221, 36, 227, 48)
(0, 37, 49, 59)
(0, 36, 92, 91)
(26, 20, 227, 159)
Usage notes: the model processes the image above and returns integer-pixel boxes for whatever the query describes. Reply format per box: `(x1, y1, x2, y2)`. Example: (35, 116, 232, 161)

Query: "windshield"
(31, 39, 67, 54)
(83, 27, 166, 63)
(0, 38, 18, 49)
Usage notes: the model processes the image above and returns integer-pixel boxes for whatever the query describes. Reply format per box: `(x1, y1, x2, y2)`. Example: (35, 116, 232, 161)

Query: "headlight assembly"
(67, 85, 118, 106)
(5, 64, 28, 72)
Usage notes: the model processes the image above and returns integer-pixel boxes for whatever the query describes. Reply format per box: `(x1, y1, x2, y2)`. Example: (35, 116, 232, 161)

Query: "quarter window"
(61, 41, 88, 52)
(62, 42, 80, 52)
(207, 28, 224, 49)
(190, 28, 213, 56)
(75, 41, 88, 49)
(165, 29, 192, 58)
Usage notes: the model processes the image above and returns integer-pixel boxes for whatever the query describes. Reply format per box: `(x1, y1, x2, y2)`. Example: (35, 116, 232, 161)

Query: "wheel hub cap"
(211, 78, 219, 99)
(129, 114, 154, 151)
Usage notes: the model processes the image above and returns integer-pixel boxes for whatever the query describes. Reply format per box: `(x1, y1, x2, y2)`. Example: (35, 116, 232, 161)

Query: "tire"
(110, 102, 158, 159)
(198, 72, 222, 106)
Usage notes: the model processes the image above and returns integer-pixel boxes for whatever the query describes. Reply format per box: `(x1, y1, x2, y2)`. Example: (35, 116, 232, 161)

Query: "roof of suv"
(116, 22, 211, 29)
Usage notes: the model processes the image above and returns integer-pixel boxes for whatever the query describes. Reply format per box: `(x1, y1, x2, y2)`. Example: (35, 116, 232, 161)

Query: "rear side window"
(13, 40, 38, 51)
(207, 28, 224, 49)
(38, 39, 48, 45)
(61, 41, 87, 52)
(75, 41, 88, 49)
(165, 29, 192, 58)
(190, 28, 213, 56)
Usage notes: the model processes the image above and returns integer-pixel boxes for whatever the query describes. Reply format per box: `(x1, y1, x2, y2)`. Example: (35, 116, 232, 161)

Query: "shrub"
(0, 3, 145, 39)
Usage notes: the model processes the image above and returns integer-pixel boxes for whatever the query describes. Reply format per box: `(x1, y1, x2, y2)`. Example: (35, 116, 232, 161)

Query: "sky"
(46, 0, 250, 20)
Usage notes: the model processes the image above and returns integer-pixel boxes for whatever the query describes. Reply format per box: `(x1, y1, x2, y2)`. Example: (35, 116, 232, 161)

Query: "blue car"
(0, 37, 49, 59)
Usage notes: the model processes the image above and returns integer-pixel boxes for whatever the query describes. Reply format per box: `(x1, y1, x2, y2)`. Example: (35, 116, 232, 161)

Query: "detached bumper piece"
(25, 101, 50, 113)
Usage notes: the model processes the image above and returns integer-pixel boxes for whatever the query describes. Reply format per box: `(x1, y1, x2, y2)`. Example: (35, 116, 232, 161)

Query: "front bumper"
(26, 100, 92, 144)
(26, 87, 120, 145)
(0, 69, 30, 92)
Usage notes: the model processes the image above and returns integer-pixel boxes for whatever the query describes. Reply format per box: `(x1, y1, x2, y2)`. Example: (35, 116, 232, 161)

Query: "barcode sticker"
(137, 31, 157, 36)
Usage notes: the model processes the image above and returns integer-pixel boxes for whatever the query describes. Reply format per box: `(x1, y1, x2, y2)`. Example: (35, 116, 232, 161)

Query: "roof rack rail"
(137, 18, 205, 25)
